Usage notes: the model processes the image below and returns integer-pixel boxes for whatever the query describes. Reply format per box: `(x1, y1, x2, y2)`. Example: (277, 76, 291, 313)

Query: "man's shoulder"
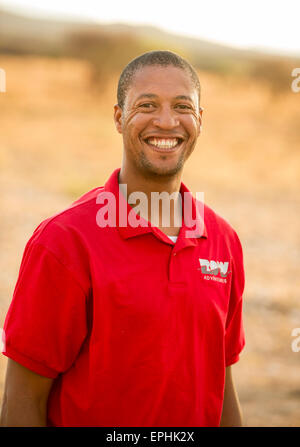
(17, 186, 103, 295)
(29, 185, 104, 248)
(203, 202, 235, 234)
(70, 186, 104, 207)
(202, 201, 242, 249)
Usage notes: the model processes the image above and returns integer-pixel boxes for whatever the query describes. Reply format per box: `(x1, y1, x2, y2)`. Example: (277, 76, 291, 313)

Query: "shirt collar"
(103, 168, 208, 246)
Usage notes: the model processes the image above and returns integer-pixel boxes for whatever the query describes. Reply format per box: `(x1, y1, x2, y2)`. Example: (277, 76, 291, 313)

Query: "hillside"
(1, 7, 299, 85)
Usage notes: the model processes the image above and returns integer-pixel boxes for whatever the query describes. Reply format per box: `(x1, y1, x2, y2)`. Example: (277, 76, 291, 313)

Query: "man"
(0, 50, 245, 427)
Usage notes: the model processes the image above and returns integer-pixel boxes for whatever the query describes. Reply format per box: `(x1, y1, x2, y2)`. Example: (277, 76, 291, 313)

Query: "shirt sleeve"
(224, 232, 246, 366)
(2, 241, 88, 378)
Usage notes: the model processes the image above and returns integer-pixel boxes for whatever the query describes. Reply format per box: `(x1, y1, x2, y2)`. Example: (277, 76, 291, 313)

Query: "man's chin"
(138, 146, 191, 178)
(140, 160, 184, 177)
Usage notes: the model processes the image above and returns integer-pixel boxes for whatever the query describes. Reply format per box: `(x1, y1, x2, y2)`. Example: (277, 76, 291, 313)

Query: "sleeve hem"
(2, 344, 59, 379)
(225, 339, 245, 366)
(225, 353, 240, 366)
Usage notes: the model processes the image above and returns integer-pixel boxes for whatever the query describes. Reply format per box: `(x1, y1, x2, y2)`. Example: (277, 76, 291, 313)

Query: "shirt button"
(173, 252, 177, 256)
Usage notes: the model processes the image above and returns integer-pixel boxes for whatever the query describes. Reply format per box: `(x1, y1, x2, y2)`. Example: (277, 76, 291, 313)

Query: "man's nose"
(152, 106, 180, 129)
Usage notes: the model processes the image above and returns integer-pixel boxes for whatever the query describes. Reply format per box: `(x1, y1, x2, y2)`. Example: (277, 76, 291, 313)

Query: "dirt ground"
(0, 55, 299, 426)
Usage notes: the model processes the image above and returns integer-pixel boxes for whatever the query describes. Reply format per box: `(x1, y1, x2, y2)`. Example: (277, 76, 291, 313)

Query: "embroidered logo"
(199, 258, 230, 283)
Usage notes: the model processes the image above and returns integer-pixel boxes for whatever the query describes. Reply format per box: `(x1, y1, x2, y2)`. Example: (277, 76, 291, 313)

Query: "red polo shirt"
(2, 168, 245, 427)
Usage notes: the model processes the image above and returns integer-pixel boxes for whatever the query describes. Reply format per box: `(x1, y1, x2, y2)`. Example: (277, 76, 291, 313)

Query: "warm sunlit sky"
(1, 0, 300, 55)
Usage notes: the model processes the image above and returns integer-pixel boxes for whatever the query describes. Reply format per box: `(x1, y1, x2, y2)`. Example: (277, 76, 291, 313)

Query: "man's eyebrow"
(174, 95, 193, 102)
(135, 93, 158, 101)
(135, 94, 194, 102)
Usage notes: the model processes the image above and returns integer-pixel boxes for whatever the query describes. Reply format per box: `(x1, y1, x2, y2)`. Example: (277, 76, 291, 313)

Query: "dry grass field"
(0, 55, 300, 426)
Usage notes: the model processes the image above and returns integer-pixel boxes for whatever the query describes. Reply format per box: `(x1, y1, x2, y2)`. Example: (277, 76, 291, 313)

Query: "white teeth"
(147, 138, 179, 148)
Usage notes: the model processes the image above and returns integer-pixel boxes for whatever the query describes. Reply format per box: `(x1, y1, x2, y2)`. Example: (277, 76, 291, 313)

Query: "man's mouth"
(143, 137, 184, 152)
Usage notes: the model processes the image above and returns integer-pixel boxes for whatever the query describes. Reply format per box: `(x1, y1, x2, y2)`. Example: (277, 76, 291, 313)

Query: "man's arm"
(0, 358, 54, 427)
(220, 365, 243, 427)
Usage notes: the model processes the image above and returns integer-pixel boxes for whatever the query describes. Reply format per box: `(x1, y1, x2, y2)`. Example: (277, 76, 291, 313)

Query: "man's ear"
(114, 104, 123, 134)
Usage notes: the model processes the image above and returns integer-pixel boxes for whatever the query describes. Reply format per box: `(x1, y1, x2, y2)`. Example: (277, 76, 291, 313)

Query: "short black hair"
(117, 50, 201, 110)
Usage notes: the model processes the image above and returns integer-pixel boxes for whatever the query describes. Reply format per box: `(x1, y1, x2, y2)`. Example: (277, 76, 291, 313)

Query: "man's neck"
(119, 166, 182, 197)
(119, 165, 183, 237)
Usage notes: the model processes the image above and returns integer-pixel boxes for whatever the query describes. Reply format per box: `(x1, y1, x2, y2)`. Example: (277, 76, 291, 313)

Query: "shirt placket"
(168, 246, 186, 285)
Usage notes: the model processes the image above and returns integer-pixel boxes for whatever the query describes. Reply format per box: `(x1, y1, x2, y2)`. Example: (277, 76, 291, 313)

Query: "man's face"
(114, 65, 203, 177)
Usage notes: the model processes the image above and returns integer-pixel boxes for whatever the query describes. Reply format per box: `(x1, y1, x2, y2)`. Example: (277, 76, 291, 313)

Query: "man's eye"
(176, 104, 192, 110)
(139, 103, 155, 108)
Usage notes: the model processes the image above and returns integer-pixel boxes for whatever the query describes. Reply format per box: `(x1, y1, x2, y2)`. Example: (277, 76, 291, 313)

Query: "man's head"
(114, 50, 203, 178)
(117, 51, 201, 110)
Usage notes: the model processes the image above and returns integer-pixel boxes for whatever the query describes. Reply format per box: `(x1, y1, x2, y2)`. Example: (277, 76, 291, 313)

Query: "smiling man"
(1, 51, 245, 427)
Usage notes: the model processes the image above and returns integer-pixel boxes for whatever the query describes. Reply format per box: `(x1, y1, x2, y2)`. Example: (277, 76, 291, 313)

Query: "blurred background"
(0, 0, 299, 426)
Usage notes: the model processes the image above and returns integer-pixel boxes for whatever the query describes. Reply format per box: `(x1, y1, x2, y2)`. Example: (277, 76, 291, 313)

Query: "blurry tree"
(64, 30, 147, 89)
(249, 57, 296, 96)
